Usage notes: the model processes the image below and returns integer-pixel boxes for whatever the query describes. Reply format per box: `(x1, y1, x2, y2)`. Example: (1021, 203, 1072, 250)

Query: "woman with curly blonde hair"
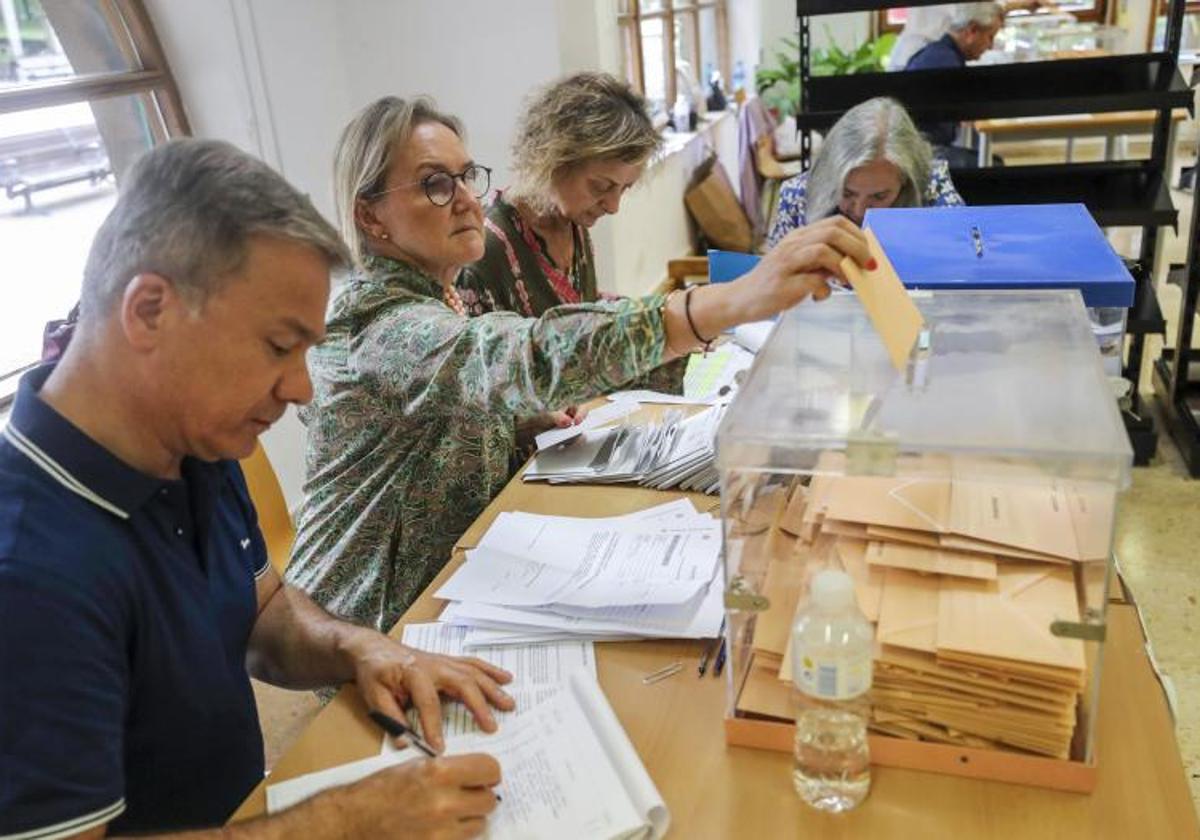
(458, 71, 659, 317)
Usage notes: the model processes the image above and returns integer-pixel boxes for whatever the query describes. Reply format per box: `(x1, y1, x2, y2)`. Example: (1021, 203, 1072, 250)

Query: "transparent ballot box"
(716, 290, 1131, 792)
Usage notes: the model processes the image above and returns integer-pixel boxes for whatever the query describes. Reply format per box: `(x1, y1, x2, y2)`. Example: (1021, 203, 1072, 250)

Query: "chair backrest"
(239, 441, 295, 577)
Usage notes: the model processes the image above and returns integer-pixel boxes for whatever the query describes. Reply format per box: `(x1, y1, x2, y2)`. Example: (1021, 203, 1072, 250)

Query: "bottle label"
(796, 654, 872, 701)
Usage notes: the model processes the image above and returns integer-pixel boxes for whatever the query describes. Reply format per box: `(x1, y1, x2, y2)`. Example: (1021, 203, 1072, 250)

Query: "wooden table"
(232, 475, 1200, 838)
(972, 109, 1189, 168)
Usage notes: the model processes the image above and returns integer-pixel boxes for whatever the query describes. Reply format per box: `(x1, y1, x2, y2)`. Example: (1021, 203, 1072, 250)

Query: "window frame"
(0, 0, 189, 395)
(618, 0, 730, 112)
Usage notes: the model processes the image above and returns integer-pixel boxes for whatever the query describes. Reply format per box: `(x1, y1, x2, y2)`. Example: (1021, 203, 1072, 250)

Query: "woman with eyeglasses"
(285, 95, 872, 633)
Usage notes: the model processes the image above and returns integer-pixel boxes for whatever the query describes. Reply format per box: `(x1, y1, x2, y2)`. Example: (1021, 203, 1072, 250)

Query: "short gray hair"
(806, 97, 933, 223)
(948, 2, 1003, 31)
(333, 96, 464, 268)
(81, 138, 347, 320)
(508, 72, 660, 214)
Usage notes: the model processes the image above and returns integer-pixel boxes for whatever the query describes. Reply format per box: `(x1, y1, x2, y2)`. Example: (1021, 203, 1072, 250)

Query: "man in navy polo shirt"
(0, 140, 513, 839)
(905, 2, 1003, 167)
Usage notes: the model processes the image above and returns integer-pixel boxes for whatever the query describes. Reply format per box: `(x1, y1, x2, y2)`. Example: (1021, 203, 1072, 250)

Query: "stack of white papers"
(534, 396, 641, 452)
(524, 404, 726, 495)
(267, 672, 670, 840)
(436, 500, 725, 644)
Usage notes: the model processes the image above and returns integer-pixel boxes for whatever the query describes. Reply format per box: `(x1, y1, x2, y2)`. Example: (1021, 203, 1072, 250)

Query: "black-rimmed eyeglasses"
(369, 164, 491, 207)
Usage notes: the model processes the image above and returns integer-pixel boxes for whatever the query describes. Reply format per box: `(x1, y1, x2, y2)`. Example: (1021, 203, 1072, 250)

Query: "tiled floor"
(253, 136, 1200, 815)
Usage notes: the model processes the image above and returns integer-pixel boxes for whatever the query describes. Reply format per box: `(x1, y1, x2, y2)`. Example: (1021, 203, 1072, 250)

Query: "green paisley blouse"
(285, 255, 669, 632)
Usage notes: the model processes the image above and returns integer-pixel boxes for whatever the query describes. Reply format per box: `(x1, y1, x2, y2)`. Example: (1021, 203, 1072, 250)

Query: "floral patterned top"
(767, 157, 965, 248)
(285, 255, 669, 632)
(458, 192, 686, 395)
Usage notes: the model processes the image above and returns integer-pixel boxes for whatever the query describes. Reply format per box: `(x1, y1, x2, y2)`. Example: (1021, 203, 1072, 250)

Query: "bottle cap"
(810, 569, 856, 610)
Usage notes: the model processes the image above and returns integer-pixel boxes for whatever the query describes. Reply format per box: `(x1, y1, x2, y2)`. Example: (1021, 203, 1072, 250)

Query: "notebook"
(265, 672, 669, 840)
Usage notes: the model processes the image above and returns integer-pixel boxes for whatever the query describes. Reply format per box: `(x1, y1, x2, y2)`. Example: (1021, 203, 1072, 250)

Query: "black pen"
(699, 619, 726, 676)
(712, 638, 728, 677)
(368, 710, 438, 757)
(368, 710, 503, 802)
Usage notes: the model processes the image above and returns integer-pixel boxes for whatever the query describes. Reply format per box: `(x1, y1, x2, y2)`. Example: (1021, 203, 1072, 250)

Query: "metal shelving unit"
(795, 0, 1193, 464)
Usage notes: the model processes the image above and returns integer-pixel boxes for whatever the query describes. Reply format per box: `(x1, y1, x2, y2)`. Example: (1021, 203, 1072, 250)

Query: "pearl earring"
(380, 232, 389, 240)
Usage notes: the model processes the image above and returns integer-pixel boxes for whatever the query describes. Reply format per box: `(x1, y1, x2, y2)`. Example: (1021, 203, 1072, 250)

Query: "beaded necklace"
(442, 284, 467, 316)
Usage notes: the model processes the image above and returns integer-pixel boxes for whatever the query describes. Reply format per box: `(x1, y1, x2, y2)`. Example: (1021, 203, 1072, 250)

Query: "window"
(0, 0, 188, 404)
(618, 0, 729, 117)
(1154, 0, 1200, 53)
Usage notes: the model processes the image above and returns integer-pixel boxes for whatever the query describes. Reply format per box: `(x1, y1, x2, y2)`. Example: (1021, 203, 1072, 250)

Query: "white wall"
(335, 0, 563, 194)
(147, 0, 351, 510)
(599, 112, 740, 298)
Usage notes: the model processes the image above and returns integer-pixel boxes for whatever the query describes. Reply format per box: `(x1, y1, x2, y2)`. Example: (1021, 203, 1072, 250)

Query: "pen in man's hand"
(367, 709, 437, 757)
(368, 710, 503, 802)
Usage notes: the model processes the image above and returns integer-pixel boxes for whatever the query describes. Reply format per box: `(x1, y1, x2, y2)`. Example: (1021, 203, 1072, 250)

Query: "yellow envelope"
(835, 537, 884, 621)
(822, 475, 952, 533)
(876, 567, 939, 653)
(936, 563, 1085, 673)
(868, 540, 998, 582)
(839, 228, 925, 372)
(948, 479, 1080, 561)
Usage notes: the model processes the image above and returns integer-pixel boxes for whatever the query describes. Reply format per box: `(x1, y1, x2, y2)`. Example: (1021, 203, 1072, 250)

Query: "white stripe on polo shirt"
(1, 798, 126, 840)
(1, 425, 129, 520)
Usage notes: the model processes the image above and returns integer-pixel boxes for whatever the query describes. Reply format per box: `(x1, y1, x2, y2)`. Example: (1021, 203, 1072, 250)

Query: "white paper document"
(462, 626, 640, 647)
(442, 575, 724, 640)
(605, 389, 716, 405)
(397, 622, 595, 738)
(437, 547, 711, 609)
(439, 501, 725, 642)
(524, 403, 726, 496)
(476, 509, 721, 574)
(266, 673, 669, 840)
(732, 319, 776, 353)
(534, 397, 641, 452)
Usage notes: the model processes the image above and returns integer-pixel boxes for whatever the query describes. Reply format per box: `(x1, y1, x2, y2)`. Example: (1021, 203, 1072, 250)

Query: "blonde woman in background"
(459, 71, 686, 411)
(285, 95, 871, 633)
(458, 72, 654, 317)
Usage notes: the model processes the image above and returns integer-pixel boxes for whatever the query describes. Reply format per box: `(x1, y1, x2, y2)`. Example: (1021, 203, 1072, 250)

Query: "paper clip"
(642, 661, 684, 685)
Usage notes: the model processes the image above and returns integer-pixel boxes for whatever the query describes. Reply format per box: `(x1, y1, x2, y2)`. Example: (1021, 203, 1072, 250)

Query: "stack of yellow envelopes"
(745, 468, 1104, 759)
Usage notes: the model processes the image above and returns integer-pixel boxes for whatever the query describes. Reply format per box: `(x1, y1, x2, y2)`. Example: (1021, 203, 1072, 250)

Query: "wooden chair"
(753, 133, 802, 239)
(657, 256, 711, 295)
(239, 441, 295, 576)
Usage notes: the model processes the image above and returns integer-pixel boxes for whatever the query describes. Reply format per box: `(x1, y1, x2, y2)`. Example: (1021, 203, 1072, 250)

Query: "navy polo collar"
(3, 364, 167, 519)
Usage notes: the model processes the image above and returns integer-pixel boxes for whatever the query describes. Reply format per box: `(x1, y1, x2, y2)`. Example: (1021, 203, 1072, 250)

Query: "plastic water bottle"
(731, 59, 747, 96)
(790, 569, 873, 813)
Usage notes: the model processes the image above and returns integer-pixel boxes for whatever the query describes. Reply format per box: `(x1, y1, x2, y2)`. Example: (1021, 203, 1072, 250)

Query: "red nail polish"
(866, 258, 878, 271)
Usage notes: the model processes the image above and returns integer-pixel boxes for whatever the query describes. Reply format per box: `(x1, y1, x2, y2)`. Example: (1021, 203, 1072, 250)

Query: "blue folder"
(707, 249, 762, 284)
(863, 204, 1134, 308)
(710, 203, 1134, 308)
